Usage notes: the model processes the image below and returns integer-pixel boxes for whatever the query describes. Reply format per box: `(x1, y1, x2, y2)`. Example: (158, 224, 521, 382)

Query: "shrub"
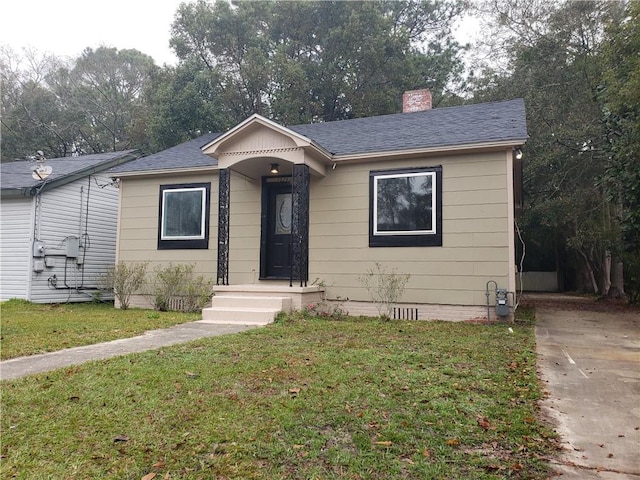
(357, 262, 410, 320)
(147, 263, 214, 313)
(302, 296, 349, 320)
(101, 262, 148, 310)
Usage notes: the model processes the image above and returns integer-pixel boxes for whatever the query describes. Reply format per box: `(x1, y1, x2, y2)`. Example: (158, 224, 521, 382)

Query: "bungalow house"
(110, 91, 526, 323)
(0, 150, 139, 302)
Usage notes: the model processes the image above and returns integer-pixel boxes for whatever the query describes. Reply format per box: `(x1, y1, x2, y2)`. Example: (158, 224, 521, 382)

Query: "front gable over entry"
(201, 114, 331, 179)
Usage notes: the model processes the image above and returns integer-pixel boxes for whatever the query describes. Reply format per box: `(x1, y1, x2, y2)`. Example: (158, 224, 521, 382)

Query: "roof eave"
(332, 139, 528, 163)
(0, 188, 32, 199)
(111, 165, 220, 179)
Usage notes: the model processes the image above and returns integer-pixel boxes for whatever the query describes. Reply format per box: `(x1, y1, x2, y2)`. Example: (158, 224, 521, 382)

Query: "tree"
(599, 1, 640, 301)
(1, 46, 157, 161)
(64, 47, 157, 153)
(147, 60, 233, 151)
(471, 0, 630, 296)
(162, 0, 467, 135)
(0, 47, 73, 161)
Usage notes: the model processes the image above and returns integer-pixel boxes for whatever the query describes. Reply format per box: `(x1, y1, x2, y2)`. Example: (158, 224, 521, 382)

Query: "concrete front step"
(201, 307, 281, 325)
(201, 295, 292, 325)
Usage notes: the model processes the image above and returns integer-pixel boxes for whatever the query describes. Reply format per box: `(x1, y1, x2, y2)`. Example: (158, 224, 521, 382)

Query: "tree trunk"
(578, 249, 599, 294)
(609, 259, 627, 299)
(601, 250, 612, 296)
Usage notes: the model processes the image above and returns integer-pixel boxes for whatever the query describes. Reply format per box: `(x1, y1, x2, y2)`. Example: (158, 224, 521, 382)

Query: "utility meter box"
(66, 237, 80, 258)
(495, 288, 510, 317)
(33, 241, 45, 257)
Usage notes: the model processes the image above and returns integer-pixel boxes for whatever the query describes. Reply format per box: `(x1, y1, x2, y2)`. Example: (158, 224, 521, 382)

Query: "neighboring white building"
(0, 151, 138, 302)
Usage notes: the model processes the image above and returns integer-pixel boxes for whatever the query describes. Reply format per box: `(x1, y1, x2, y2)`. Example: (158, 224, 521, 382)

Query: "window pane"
(275, 193, 292, 235)
(376, 173, 433, 233)
(163, 189, 204, 238)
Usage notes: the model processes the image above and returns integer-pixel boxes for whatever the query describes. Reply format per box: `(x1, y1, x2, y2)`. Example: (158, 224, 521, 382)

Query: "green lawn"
(0, 299, 200, 360)
(1, 308, 558, 479)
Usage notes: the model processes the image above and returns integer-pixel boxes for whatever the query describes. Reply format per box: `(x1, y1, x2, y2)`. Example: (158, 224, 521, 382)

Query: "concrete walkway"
(536, 305, 640, 479)
(0, 321, 258, 381)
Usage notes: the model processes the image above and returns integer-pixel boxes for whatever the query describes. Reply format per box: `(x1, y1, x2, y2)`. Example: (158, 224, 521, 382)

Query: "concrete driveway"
(535, 297, 640, 479)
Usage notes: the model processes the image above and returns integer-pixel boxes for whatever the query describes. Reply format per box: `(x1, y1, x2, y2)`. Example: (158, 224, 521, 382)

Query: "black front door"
(261, 178, 292, 279)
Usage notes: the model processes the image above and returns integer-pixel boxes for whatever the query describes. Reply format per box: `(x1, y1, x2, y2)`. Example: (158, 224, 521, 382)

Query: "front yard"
(0, 306, 558, 479)
(0, 299, 199, 360)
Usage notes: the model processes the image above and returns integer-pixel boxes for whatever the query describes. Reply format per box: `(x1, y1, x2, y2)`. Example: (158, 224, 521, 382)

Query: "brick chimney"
(402, 89, 432, 113)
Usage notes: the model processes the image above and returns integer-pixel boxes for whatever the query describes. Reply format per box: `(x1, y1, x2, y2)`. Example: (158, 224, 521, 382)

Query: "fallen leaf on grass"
(485, 464, 506, 472)
(446, 438, 460, 446)
(152, 461, 166, 468)
(141, 473, 157, 480)
(476, 416, 494, 430)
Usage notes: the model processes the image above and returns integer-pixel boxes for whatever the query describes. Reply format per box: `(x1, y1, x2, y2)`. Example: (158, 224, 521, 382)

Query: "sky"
(0, 0, 185, 65)
(1, 1, 480, 67)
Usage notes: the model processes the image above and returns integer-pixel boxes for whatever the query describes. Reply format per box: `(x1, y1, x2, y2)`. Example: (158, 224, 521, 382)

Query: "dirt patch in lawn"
(520, 292, 639, 314)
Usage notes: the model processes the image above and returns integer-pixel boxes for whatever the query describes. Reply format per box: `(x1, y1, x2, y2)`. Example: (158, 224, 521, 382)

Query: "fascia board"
(331, 139, 528, 164)
(111, 165, 220, 179)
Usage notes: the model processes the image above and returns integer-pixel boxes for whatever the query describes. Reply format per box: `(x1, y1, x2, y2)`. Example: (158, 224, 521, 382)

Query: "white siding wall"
(0, 197, 34, 300)
(28, 173, 120, 303)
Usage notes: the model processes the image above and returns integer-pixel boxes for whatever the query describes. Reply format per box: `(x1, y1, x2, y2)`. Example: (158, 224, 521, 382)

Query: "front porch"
(201, 284, 324, 325)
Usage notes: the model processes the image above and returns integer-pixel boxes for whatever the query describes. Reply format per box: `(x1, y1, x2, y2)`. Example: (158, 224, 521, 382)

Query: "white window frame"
(373, 171, 437, 236)
(161, 187, 207, 240)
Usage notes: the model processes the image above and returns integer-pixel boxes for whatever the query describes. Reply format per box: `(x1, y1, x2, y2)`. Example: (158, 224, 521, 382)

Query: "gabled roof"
(289, 98, 527, 156)
(110, 98, 527, 176)
(1, 150, 139, 198)
(202, 114, 318, 152)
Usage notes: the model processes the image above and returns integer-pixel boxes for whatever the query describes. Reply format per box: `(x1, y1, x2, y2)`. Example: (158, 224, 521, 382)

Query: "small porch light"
(270, 163, 279, 174)
(514, 148, 523, 160)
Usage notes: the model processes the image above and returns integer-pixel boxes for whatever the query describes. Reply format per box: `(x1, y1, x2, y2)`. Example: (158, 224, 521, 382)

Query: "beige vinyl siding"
(308, 151, 512, 306)
(117, 173, 218, 276)
(116, 171, 263, 295)
(117, 150, 513, 309)
(227, 175, 261, 284)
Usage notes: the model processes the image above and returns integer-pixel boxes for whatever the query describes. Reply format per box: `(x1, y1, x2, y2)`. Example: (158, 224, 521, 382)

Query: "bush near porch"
(1, 307, 559, 479)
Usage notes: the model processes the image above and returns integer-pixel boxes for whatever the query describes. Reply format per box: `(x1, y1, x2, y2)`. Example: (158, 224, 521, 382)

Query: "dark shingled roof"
(110, 132, 221, 174)
(290, 99, 527, 155)
(1, 150, 138, 196)
(111, 99, 526, 175)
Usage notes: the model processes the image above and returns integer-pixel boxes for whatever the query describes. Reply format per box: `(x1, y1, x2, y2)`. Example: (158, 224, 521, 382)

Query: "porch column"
(217, 168, 230, 285)
(291, 164, 310, 287)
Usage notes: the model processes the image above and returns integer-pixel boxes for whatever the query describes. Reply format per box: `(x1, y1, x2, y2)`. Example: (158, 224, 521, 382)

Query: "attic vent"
(402, 89, 432, 113)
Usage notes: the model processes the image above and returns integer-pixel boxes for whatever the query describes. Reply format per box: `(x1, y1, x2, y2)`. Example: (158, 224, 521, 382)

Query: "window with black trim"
(369, 166, 442, 247)
(158, 183, 210, 250)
